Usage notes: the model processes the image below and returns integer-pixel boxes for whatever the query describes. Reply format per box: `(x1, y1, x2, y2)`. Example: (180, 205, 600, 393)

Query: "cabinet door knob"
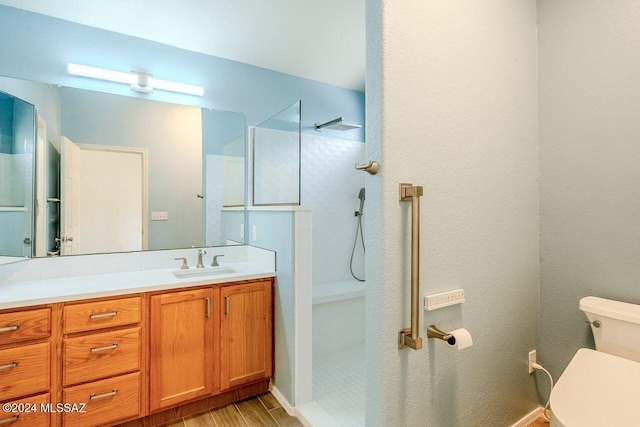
(206, 298, 211, 318)
(225, 296, 230, 315)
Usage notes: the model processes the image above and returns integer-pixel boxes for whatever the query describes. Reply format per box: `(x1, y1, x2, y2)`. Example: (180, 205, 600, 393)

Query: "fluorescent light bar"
(68, 63, 136, 85)
(149, 77, 205, 96)
(67, 63, 204, 96)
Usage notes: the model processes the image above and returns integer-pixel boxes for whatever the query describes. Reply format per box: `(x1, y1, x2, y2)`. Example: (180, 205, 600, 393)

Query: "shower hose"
(350, 211, 365, 282)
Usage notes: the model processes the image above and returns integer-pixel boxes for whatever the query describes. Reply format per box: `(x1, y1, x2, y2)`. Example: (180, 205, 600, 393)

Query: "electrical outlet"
(424, 289, 465, 311)
(528, 350, 537, 374)
(151, 211, 168, 221)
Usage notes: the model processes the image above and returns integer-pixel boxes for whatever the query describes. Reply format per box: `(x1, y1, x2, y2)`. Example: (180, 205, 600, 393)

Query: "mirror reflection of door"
(35, 115, 47, 257)
(60, 137, 80, 255)
(61, 137, 148, 255)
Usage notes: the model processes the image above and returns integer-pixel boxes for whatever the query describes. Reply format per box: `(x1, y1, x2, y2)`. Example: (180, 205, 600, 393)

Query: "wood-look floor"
(529, 416, 550, 427)
(157, 393, 303, 427)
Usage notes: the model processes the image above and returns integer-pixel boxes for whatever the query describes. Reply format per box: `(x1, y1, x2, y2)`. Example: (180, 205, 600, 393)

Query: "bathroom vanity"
(0, 265, 275, 427)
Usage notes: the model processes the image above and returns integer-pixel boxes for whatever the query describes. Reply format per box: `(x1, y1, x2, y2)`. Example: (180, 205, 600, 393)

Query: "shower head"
(315, 117, 362, 132)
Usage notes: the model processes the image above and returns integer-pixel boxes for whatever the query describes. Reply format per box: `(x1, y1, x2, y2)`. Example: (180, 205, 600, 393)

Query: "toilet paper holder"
(427, 325, 455, 344)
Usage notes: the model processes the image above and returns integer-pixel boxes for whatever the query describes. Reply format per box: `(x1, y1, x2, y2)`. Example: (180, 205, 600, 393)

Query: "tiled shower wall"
(300, 133, 365, 285)
(251, 128, 365, 284)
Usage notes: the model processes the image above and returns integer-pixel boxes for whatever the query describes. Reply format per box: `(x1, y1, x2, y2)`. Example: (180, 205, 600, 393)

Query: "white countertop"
(0, 262, 276, 310)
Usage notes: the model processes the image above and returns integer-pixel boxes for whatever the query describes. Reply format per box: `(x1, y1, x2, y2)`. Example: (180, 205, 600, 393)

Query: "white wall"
(366, 1, 539, 425)
(300, 133, 365, 284)
(538, 0, 640, 378)
(253, 127, 299, 205)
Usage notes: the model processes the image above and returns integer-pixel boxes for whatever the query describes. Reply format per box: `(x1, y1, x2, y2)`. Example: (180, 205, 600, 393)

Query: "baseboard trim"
(269, 384, 296, 416)
(296, 401, 341, 427)
(511, 406, 545, 427)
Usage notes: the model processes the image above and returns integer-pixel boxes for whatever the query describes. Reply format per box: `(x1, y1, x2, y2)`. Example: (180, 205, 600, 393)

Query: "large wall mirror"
(0, 76, 246, 260)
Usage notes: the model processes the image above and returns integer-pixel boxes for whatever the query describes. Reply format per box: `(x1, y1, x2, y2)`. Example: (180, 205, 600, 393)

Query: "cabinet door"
(149, 288, 217, 411)
(220, 281, 273, 390)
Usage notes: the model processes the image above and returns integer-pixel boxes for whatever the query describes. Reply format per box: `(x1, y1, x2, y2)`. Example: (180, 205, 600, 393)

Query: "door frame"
(35, 114, 47, 257)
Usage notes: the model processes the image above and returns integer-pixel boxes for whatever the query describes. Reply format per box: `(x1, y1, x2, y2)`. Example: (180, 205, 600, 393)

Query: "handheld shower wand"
(357, 187, 365, 216)
(350, 187, 366, 282)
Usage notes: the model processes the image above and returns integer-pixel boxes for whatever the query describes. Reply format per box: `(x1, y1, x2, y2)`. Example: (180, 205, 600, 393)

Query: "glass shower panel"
(252, 101, 301, 206)
(0, 91, 36, 257)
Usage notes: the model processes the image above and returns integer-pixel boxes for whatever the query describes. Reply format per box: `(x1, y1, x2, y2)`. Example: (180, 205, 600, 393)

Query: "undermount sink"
(173, 266, 237, 278)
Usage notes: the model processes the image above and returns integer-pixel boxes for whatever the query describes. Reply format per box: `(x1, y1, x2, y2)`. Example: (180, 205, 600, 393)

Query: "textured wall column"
(365, 1, 540, 425)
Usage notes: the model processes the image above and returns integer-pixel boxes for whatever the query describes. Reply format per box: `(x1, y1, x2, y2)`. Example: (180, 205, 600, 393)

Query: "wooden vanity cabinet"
(0, 393, 51, 427)
(0, 277, 273, 426)
(220, 280, 273, 390)
(148, 279, 274, 412)
(0, 306, 54, 427)
(61, 296, 143, 427)
(149, 287, 219, 412)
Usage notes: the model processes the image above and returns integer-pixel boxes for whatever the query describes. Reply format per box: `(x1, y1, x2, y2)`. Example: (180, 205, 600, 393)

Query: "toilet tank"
(580, 296, 640, 363)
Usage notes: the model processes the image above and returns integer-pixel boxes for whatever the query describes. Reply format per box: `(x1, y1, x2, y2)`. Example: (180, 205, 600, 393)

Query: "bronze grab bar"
(398, 183, 424, 350)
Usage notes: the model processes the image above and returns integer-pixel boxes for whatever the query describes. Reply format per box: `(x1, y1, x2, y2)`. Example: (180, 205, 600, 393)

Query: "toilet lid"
(550, 348, 640, 427)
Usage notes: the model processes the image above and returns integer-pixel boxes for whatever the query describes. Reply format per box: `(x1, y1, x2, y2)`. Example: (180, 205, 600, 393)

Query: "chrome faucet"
(211, 254, 225, 267)
(197, 249, 207, 268)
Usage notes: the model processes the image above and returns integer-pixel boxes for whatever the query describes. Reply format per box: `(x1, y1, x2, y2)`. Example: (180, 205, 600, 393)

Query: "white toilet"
(549, 296, 640, 427)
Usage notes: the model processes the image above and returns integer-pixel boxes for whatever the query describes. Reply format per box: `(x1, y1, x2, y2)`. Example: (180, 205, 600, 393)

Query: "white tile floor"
(313, 344, 366, 427)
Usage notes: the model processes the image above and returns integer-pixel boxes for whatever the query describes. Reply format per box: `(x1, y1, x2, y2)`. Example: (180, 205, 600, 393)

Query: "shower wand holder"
(355, 160, 379, 175)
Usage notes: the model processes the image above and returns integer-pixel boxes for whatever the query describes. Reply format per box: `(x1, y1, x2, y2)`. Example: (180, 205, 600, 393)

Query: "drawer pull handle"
(90, 388, 118, 400)
(0, 414, 19, 425)
(206, 298, 211, 318)
(90, 343, 118, 353)
(0, 325, 19, 333)
(225, 296, 230, 315)
(90, 311, 118, 320)
(0, 361, 18, 371)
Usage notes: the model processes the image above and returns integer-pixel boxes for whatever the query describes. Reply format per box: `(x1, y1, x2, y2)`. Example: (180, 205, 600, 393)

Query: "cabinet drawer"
(62, 372, 140, 427)
(64, 297, 141, 334)
(0, 308, 50, 346)
(0, 342, 50, 402)
(0, 392, 50, 427)
(63, 327, 140, 386)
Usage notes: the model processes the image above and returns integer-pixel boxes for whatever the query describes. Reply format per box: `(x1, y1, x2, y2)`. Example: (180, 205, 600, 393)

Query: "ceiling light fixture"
(67, 63, 204, 96)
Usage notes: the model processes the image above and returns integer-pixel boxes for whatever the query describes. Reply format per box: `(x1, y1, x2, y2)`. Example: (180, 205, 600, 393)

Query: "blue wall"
(0, 5, 365, 141)
(202, 109, 246, 156)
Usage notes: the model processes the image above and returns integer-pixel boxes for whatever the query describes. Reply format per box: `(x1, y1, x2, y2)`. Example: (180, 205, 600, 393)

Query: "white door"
(77, 145, 147, 253)
(60, 136, 81, 255)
